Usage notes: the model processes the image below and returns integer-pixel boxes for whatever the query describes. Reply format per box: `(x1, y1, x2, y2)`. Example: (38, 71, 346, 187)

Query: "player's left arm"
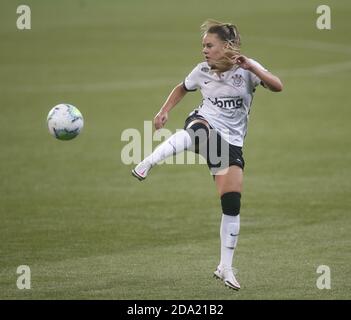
(233, 54, 283, 92)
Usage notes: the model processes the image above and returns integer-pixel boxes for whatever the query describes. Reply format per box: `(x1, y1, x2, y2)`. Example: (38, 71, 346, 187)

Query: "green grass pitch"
(0, 0, 350, 299)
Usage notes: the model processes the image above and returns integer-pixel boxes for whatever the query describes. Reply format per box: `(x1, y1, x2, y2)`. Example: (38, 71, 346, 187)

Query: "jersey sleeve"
(248, 59, 268, 88)
(183, 64, 201, 91)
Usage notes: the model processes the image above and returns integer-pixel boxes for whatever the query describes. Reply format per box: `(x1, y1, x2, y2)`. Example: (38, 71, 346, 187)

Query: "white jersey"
(183, 59, 267, 147)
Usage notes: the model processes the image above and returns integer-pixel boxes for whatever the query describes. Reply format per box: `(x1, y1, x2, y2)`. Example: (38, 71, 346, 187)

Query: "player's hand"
(233, 54, 253, 70)
(154, 111, 168, 130)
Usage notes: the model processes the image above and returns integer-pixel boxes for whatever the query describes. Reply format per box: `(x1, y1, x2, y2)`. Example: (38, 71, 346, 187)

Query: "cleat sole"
(132, 169, 145, 181)
(224, 281, 240, 291)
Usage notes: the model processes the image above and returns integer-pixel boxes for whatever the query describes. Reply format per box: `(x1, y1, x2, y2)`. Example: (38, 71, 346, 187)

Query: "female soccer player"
(132, 19, 283, 290)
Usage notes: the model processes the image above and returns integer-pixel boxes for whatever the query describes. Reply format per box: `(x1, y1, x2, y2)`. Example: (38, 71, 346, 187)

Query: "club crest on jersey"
(232, 74, 244, 87)
(201, 67, 210, 73)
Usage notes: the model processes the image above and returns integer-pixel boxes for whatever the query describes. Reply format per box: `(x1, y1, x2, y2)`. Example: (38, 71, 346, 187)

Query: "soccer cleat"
(213, 265, 240, 290)
(132, 160, 152, 181)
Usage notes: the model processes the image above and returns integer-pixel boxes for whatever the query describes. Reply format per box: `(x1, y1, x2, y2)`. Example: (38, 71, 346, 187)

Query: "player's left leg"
(213, 165, 243, 290)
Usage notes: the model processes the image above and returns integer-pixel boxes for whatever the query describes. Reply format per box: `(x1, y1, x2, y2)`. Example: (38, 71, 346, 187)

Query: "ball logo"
(47, 104, 84, 141)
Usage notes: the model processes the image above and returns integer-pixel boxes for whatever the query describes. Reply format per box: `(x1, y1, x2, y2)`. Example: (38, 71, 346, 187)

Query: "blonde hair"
(201, 19, 241, 72)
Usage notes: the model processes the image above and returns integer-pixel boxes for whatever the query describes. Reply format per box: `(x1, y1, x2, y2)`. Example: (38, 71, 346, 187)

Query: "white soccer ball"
(47, 104, 84, 140)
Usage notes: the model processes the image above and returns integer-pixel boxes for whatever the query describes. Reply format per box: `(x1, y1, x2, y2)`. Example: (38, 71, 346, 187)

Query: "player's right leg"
(132, 119, 210, 181)
(132, 129, 191, 180)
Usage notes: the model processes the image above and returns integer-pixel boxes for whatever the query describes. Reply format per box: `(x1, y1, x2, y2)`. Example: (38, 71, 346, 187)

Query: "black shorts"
(184, 112, 245, 173)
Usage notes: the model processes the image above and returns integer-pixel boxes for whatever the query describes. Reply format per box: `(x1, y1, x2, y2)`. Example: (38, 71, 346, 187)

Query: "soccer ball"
(47, 104, 84, 140)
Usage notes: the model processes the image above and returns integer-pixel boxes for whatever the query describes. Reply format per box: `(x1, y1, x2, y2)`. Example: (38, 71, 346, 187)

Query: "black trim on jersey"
(182, 81, 197, 92)
(260, 80, 267, 88)
(253, 81, 266, 93)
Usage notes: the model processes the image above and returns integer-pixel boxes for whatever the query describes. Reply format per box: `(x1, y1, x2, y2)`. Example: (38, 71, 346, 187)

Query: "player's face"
(202, 33, 225, 67)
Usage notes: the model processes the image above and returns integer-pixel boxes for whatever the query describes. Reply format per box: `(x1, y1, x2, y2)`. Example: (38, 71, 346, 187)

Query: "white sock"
(144, 129, 192, 166)
(220, 214, 240, 268)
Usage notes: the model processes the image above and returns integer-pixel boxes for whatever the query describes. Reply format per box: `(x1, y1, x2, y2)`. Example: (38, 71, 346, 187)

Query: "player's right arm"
(154, 83, 188, 130)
